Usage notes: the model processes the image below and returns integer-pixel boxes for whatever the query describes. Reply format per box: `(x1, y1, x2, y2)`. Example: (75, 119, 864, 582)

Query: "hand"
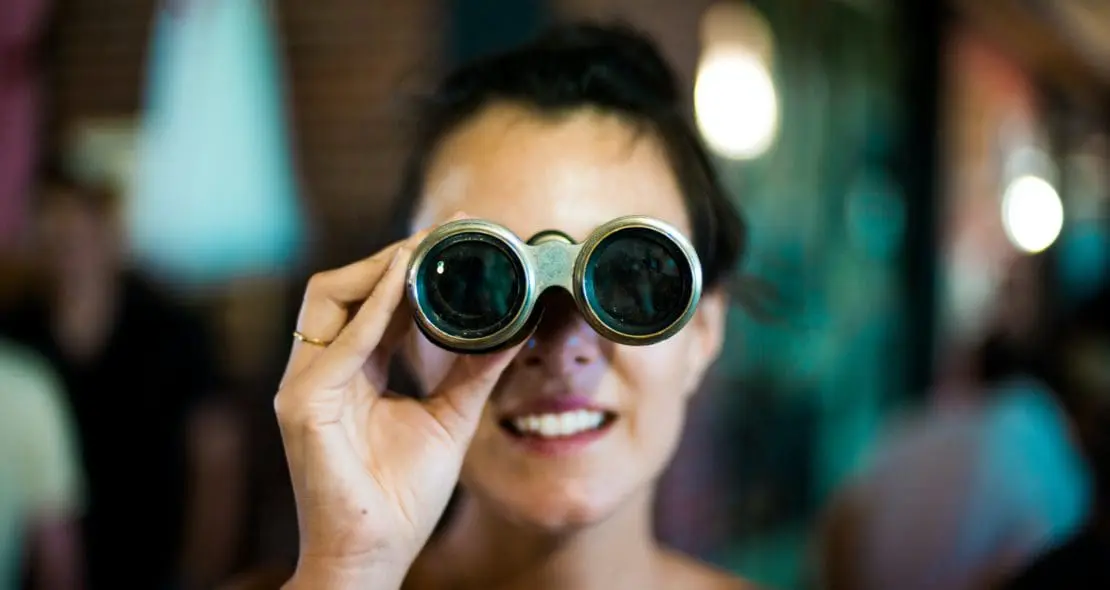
(275, 220, 519, 589)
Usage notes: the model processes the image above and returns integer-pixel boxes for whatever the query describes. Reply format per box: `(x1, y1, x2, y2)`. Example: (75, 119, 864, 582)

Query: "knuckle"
(273, 388, 303, 424)
(304, 271, 334, 300)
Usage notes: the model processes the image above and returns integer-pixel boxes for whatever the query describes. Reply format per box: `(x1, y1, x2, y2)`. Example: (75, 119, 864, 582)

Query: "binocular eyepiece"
(406, 216, 703, 354)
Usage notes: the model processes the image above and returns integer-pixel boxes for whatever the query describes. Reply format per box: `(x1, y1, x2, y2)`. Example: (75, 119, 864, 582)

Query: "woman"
(275, 23, 752, 589)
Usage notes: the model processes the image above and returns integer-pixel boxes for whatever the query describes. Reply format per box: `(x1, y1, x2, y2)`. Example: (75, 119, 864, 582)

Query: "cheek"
(612, 339, 699, 460)
(618, 329, 705, 400)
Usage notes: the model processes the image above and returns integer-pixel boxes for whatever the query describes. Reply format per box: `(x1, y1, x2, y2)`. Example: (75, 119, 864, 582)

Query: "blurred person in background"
(1003, 282, 1110, 589)
(271, 22, 758, 590)
(0, 167, 244, 590)
(0, 338, 84, 590)
(818, 253, 1091, 590)
(0, 257, 84, 590)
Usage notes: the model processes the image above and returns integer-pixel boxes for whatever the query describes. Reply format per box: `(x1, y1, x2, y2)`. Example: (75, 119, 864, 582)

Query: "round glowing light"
(694, 49, 778, 160)
(1001, 175, 1064, 253)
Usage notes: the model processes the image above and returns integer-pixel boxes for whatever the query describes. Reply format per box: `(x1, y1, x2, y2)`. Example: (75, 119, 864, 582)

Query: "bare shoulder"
(659, 549, 765, 590)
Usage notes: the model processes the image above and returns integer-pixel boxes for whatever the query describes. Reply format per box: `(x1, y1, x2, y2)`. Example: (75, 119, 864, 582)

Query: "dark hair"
(384, 22, 747, 292)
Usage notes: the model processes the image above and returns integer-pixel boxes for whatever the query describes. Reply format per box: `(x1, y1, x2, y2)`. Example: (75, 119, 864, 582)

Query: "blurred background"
(1, 0, 1107, 589)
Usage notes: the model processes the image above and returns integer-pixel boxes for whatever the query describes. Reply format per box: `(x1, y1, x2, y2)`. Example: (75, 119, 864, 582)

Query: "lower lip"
(502, 421, 615, 456)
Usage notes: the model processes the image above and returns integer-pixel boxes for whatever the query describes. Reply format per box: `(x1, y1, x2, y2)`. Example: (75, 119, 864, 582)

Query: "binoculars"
(406, 216, 703, 354)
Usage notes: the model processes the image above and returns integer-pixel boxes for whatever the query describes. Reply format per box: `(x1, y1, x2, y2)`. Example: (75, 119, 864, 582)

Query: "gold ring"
(293, 331, 331, 347)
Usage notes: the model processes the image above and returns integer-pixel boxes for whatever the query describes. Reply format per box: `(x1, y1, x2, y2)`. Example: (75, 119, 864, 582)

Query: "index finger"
(280, 213, 465, 385)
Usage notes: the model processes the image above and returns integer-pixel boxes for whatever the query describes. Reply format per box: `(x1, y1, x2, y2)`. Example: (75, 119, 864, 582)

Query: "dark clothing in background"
(1005, 285, 1110, 589)
(1002, 528, 1110, 589)
(0, 271, 216, 590)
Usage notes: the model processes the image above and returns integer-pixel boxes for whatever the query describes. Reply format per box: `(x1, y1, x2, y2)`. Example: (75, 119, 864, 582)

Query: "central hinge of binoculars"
(530, 240, 580, 292)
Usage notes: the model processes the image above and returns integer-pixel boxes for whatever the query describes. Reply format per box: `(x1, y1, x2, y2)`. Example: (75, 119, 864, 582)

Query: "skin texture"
(277, 104, 749, 590)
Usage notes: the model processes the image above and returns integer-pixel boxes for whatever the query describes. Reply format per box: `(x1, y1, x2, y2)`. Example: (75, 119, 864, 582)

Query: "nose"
(515, 291, 602, 375)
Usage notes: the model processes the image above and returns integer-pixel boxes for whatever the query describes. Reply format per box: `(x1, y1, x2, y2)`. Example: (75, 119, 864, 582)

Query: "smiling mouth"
(499, 409, 618, 439)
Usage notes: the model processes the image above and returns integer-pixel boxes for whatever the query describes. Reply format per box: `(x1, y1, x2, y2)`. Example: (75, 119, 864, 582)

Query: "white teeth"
(511, 410, 607, 438)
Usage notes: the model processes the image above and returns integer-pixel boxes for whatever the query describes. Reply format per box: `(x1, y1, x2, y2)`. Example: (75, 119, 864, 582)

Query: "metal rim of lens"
(573, 216, 703, 346)
(406, 219, 537, 353)
(527, 229, 576, 246)
(416, 234, 524, 339)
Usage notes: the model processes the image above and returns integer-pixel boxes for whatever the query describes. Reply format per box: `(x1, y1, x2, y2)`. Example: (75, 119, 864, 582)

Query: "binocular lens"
(583, 228, 693, 337)
(415, 235, 525, 338)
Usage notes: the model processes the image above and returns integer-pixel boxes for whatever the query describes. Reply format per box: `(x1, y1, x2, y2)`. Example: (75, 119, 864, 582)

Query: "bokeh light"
(694, 48, 779, 160)
(1001, 175, 1065, 253)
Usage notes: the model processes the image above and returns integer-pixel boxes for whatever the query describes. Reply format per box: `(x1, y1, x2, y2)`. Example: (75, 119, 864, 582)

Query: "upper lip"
(499, 394, 613, 419)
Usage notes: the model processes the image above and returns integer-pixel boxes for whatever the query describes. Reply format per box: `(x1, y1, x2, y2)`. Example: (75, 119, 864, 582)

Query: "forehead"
(411, 104, 690, 242)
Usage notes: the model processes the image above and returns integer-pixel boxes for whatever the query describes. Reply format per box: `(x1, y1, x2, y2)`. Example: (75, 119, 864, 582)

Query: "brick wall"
(45, 0, 443, 263)
(276, 0, 443, 261)
(47, 0, 156, 130)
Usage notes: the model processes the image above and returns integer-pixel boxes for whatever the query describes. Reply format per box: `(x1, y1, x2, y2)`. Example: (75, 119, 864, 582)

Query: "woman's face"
(405, 104, 727, 532)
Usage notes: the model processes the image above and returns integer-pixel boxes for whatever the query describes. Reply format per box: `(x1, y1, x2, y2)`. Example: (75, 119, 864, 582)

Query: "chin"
(511, 503, 614, 535)
(477, 477, 629, 534)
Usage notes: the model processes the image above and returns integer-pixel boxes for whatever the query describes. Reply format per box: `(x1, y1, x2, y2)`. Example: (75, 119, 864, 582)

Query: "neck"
(415, 487, 662, 590)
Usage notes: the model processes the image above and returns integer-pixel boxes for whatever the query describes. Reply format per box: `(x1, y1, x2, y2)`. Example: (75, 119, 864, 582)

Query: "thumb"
(425, 346, 521, 444)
